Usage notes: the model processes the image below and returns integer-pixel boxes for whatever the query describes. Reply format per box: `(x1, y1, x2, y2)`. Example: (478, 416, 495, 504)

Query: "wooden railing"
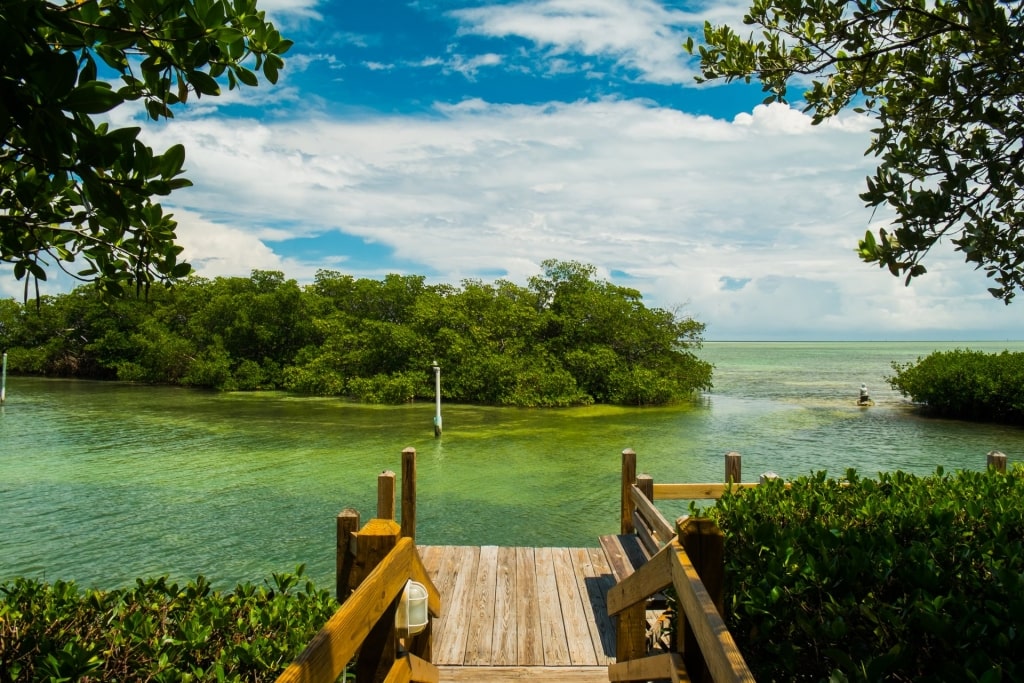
(608, 449, 760, 683)
(276, 448, 440, 683)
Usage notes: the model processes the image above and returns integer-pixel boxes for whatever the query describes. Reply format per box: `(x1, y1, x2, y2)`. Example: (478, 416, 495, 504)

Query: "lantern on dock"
(395, 580, 429, 636)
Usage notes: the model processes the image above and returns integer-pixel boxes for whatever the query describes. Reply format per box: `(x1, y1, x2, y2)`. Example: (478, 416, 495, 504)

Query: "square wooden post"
(401, 447, 417, 540)
(336, 508, 360, 603)
(725, 451, 741, 485)
(377, 470, 396, 520)
(351, 519, 402, 683)
(676, 517, 725, 683)
(621, 448, 637, 534)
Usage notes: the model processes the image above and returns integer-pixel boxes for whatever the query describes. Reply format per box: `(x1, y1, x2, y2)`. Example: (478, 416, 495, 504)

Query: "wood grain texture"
(515, 547, 544, 665)
(491, 545, 518, 665)
(414, 546, 621, 674)
(463, 545, 499, 665)
(434, 546, 481, 665)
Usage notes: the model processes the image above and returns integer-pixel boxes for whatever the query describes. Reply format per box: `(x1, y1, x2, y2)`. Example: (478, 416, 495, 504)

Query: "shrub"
(0, 567, 338, 682)
(888, 349, 1024, 423)
(702, 467, 1024, 682)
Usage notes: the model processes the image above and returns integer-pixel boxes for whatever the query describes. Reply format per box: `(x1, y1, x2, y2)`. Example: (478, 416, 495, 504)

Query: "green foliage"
(702, 468, 1024, 682)
(0, 263, 712, 407)
(0, 567, 338, 682)
(0, 0, 291, 296)
(688, 0, 1024, 302)
(887, 348, 1024, 422)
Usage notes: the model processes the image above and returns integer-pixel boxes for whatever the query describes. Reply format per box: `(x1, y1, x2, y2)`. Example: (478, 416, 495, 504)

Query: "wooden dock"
(278, 449, 766, 683)
(419, 545, 617, 682)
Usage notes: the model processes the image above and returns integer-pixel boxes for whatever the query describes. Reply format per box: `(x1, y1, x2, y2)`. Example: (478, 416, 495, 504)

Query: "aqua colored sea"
(2, 341, 1022, 590)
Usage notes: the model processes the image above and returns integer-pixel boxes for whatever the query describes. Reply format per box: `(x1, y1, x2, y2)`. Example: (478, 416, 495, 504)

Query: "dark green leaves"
(1, 0, 291, 297)
(689, 0, 1024, 302)
(63, 81, 124, 114)
(708, 467, 1024, 681)
(0, 567, 336, 682)
(887, 348, 1024, 422)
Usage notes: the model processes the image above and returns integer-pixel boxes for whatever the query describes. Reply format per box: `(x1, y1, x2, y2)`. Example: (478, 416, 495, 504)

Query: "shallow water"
(2, 341, 1022, 589)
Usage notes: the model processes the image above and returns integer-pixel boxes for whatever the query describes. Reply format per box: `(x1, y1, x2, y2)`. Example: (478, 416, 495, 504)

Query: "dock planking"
(419, 545, 616, 673)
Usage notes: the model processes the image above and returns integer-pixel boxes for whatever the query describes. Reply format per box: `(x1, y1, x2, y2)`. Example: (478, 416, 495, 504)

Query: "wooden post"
(988, 450, 1007, 473)
(336, 508, 360, 603)
(676, 517, 726, 683)
(636, 473, 654, 501)
(401, 447, 417, 540)
(725, 451, 741, 485)
(621, 448, 637, 534)
(617, 469, 654, 663)
(351, 519, 402, 683)
(377, 470, 396, 520)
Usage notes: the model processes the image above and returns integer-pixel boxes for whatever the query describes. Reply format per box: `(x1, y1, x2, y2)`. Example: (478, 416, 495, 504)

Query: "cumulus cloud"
(450, 0, 704, 84)
(122, 95, 1020, 339)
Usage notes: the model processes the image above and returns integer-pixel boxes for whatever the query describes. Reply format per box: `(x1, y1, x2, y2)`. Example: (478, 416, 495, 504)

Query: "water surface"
(2, 341, 1022, 589)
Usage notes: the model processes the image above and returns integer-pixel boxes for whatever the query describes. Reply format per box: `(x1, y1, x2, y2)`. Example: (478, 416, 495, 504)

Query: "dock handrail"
(276, 449, 440, 683)
(609, 449, 758, 683)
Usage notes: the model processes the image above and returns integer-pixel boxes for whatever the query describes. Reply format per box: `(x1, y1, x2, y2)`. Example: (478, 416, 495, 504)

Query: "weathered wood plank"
(598, 534, 651, 583)
(437, 666, 610, 682)
(653, 482, 759, 500)
(535, 547, 572, 666)
(418, 545, 442, 579)
(551, 548, 598, 666)
(670, 542, 756, 683)
(629, 484, 674, 545)
(463, 545, 498, 665)
(434, 546, 481, 665)
(277, 536, 412, 683)
(413, 546, 619, 670)
(515, 547, 543, 665)
(608, 652, 690, 682)
(570, 548, 614, 666)
(587, 547, 617, 663)
(491, 546, 518, 665)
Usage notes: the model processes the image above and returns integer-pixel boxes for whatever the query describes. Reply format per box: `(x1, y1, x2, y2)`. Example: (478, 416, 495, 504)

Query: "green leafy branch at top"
(0, 0, 292, 298)
(687, 0, 1024, 302)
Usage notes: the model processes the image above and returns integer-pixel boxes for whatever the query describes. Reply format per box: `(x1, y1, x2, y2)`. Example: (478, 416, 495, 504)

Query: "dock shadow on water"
(2, 340, 1023, 590)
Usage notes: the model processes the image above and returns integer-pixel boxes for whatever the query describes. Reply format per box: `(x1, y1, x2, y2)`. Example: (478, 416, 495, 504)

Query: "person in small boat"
(858, 383, 871, 404)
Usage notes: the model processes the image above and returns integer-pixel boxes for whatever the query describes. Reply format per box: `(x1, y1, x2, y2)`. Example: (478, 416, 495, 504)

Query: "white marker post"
(1, 351, 6, 404)
(432, 361, 442, 437)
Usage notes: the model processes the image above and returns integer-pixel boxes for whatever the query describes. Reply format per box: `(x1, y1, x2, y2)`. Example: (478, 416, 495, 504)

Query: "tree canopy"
(0, 0, 291, 297)
(0, 261, 713, 407)
(688, 0, 1024, 302)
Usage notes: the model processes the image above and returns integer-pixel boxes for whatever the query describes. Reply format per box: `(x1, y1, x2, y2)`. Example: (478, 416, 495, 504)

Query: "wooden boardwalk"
(418, 545, 618, 682)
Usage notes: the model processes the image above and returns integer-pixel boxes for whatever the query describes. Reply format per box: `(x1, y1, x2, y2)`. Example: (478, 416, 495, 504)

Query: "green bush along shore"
(888, 349, 1024, 423)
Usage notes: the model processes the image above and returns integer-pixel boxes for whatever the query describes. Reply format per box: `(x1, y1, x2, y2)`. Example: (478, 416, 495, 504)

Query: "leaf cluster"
(703, 467, 1024, 682)
(887, 348, 1024, 422)
(0, 261, 713, 407)
(0, 567, 338, 682)
(0, 0, 291, 298)
(689, 0, 1024, 301)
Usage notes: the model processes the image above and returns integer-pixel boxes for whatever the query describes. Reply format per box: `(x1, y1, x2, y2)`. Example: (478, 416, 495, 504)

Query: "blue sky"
(17, 0, 1024, 340)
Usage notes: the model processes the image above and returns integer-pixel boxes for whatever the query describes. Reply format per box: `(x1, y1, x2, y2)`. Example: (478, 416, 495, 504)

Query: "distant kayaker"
(858, 383, 870, 404)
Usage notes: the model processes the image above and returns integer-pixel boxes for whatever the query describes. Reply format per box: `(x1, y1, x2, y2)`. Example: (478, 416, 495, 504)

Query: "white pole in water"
(432, 361, 442, 437)
(1, 351, 7, 404)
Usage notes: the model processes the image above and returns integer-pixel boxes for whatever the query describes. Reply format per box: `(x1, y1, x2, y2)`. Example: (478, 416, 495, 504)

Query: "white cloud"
(123, 96, 1023, 340)
(451, 0, 704, 84)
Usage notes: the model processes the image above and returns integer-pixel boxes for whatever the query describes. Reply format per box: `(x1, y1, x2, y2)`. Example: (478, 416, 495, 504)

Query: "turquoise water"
(2, 341, 1022, 590)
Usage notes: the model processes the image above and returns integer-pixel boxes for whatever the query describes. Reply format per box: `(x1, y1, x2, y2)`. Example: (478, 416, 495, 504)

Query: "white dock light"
(395, 580, 429, 636)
